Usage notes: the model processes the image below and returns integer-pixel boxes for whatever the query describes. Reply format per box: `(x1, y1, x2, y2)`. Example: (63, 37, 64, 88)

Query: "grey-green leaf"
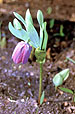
(26, 21, 40, 48)
(53, 69, 69, 87)
(9, 22, 29, 41)
(25, 9, 33, 25)
(59, 69, 69, 81)
(13, 18, 22, 30)
(37, 10, 44, 26)
(59, 87, 73, 94)
(53, 74, 63, 87)
(13, 12, 26, 27)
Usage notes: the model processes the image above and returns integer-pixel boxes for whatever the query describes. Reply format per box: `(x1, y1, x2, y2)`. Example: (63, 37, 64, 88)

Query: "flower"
(12, 41, 32, 64)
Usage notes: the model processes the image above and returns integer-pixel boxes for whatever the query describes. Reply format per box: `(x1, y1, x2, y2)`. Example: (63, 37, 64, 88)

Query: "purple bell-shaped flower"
(12, 41, 32, 64)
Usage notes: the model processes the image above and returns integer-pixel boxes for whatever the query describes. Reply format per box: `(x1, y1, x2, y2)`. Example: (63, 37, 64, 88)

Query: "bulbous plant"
(53, 69, 69, 90)
(8, 9, 48, 104)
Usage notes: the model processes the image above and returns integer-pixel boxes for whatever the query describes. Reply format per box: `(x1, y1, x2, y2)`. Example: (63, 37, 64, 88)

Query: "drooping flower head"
(12, 41, 32, 64)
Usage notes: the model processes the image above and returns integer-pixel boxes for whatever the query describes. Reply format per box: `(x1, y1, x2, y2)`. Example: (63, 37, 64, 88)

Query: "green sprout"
(53, 69, 69, 90)
(49, 19, 55, 29)
(59, 87, 75, 103)
(47, 7, 52, 15)
(54, 24, 65, 37)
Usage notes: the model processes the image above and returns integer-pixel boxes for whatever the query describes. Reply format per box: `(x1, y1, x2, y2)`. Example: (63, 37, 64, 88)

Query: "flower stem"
(38, 62, 43, 104)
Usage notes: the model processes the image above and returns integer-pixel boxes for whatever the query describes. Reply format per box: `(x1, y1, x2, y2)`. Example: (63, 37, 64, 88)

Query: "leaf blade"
(8, 22, 29, 41)
(59, 87, 73, 94)
(26, 21, 40, 48)
(40, 91, 45, 105)
(13, 12, 26, 27)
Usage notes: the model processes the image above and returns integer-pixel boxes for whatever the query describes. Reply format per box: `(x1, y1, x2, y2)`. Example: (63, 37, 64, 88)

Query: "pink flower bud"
(12, 41, 32, 64)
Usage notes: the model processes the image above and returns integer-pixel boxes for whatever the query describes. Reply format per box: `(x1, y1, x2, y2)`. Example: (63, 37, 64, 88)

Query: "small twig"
(47, 98, 72, 103)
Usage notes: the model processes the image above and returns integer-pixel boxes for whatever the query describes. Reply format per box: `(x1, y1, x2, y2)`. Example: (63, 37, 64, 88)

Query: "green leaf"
(53, 74, 63, 87)
(49, 19, 55, 29)
(37, 10, 44, 26)
(13, 18, 22, 30)
(40, 27, 43, 49)
(53, 69, 69, 87)
(59, 87, 73, 94)
(40, 91, 45, 105)
(47, 7, 52, 15)
(13, 12, 26, 27)
(25, 9, 33, 25)
(60, 25, 65, 37)
(8, 22, 29, 41)
(42, 22, 48, 50)
(26, 21, 40, 48)
(42, 30, 48, 50)
(59, 69, 69, 81)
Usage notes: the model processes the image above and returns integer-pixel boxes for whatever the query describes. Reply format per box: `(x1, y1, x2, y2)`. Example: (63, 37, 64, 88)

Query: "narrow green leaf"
(42, 22, 46, 30)
(60, 25, 65, 37)
(40, 91, 45, 105)
(8, 22, 29, 41)
(40, 27, 43, 49)
(37, 10, 44, 26)
(25, 9, 33, 25)
(59, 87, 73, 94)
(42, 22, 48, 50)
(13, 12, 26, 27)
(42, 30, 48, 50)
(49, 19, 55, 29)
(26, 21, 40, 48)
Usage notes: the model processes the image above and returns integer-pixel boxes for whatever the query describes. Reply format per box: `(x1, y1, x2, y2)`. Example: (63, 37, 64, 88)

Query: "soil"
(0, 0, 75, 21)
(0, 0, 75, 114)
